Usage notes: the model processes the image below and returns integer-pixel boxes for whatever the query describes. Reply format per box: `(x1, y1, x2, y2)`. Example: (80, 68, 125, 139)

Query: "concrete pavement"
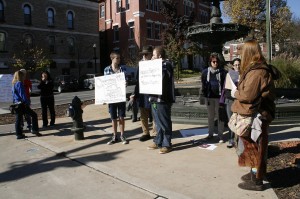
(2, 102, 299, 199)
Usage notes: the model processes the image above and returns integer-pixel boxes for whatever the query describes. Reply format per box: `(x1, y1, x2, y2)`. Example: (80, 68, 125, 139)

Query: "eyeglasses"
(233, 64, 240, 66)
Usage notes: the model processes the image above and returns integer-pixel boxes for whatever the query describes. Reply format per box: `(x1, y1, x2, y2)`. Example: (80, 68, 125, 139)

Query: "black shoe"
(139, 134, 151, 142)
(238, 180, 263, 191)
(17, 134, 27, 139)
(241, 172, 254, 182)
(31, 130, 42, 137)
(49, 123, 55, 127)
(204, 135, 213, 140)
(132, 119, 137, 122)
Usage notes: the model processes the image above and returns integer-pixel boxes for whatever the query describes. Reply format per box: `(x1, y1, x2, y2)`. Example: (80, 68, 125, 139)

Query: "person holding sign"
(130, 45, 157, 142)
(147, 46, 175, 154)
(224, 58, 240, 148)
(104, 51, 128, 145)
(201, 53, 227, 143)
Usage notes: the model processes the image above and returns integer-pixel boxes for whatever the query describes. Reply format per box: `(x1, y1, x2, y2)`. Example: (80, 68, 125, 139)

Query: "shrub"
(271, 53, 300, 88)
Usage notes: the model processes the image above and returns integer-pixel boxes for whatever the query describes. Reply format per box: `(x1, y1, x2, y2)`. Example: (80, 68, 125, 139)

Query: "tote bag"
(228, 113, 254, 137)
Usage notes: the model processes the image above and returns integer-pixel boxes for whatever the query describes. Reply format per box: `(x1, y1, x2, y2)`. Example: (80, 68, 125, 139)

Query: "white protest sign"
(139, 59, 162, 95)
(94, 73, 126, 104)
(0, 74, 13, 102)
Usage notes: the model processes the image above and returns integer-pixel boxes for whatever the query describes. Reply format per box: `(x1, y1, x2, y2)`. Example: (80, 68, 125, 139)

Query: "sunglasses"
(211, 61, 218, 64)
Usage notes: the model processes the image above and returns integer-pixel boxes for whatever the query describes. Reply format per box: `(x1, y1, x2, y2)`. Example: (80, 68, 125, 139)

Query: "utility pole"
(93, 44, 97, 74)
(266, 0, 272, 64)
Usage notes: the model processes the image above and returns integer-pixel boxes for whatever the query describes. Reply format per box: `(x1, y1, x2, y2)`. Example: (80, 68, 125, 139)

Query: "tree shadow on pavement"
(269, 124, 300, 142)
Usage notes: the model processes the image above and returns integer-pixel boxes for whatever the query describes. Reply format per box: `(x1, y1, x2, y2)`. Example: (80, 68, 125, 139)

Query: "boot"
(238, 175, 264, 191)
(241, 171, 255, 182)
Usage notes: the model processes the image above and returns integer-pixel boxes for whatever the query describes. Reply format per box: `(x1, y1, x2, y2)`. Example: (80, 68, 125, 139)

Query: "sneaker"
(147, 143, 159, 150)
(159, 147, 172, 154)
(120, 135, 129, 144)
(204, 135, 213, 140)
(219, 139, 224, 143)
(107, 136, 118, 145)
(139, 134, 151, 142)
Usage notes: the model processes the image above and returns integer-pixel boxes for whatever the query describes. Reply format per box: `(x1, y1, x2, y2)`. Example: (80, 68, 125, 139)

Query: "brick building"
(0, 0, 99, 78)
(98, 0, 211, 69)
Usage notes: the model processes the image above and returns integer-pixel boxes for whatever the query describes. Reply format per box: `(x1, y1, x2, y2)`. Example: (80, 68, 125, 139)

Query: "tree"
(223, 0, 292, 45)
(11, 42, 50, 73)
(160, 0, 197, 80)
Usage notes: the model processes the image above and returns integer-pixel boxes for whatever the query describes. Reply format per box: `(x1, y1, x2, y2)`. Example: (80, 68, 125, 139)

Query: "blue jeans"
(152, 103, 172, 148)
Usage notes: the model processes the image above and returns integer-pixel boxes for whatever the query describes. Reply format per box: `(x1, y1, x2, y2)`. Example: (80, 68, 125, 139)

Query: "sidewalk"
(1, 103, 290, 199)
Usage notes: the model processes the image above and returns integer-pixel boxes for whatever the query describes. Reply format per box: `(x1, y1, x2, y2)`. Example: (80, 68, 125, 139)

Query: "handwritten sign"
(0, 74, 13, 102)
(94, 73, 126, 104)
(139, 59, 162, 95)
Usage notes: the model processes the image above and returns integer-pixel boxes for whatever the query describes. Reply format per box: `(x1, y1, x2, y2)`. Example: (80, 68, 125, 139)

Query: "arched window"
(0, 0, 4, 22)
(47, 8, 54, 26)
(0, 32, 6, 51)
(24, 34, 33, 48)
(67, 11, 74, 29)
(24, 4, 31, 25)
(67, 37, 75, 54)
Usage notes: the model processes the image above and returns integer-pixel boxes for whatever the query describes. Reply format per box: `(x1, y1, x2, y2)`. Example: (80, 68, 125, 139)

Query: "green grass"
(174, 69, 201, 79)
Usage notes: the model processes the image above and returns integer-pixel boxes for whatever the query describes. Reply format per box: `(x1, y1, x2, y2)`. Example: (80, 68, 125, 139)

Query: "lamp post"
(266, 0, 272, 64)
(93, 43, 97, 73)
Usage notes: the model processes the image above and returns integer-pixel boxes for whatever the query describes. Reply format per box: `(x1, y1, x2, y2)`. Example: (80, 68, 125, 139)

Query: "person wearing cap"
(130, 45, 157, 142)
(19, 69, 32, 130)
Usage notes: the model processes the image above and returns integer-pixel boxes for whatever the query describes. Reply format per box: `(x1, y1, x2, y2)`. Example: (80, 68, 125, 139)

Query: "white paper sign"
(139, 59, 162, 95)
(0, 74, 13, 102)
(94, 73, 126, 104)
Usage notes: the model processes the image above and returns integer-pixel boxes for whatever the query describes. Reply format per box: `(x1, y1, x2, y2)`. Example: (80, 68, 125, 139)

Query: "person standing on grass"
(147, 46, 175, 154)
(130, 45, 157, 142)
(38, 71, 56, 128)
(231, 39, 280, 191)
(104, 51, 129, 145)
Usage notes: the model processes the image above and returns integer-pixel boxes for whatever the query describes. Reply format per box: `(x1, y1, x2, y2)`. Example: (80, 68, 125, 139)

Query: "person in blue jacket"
(12, 71, 41, 139)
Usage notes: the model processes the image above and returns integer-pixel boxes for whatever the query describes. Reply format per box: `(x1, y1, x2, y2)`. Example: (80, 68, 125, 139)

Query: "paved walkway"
(1, 102, 299, 199)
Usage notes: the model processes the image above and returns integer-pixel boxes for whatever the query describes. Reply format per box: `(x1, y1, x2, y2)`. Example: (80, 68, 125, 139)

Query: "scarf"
(207, 67, 222, 95)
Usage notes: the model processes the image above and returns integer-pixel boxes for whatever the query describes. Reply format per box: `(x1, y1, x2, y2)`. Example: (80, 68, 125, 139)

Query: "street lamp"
(266, 0, 272, 64)
(93, 43, 97, 74)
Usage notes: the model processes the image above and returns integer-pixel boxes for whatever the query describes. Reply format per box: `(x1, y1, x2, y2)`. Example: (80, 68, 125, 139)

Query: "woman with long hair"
(12, 71, 41, 139)
(38, 71, 55, 127)
(231, 39, 280, 191)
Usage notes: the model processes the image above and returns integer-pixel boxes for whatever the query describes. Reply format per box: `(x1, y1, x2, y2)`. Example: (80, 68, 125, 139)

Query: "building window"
(67, 11, 74, 29)
(100, 5, 105, 18)
(154, 24, 160, 39)
(47, 8, 54, 26)
(113, 25, 119, 42)
(24, 4, 32, 25)
(48, 36, 55, 53)
(24, 34, 33, 48)
(116, 0, 121, 13)
(128, 46, 136, 59)
(126, 0, 130, 10)
(184, 0, 194, 16)
(146, 0, 160, 12)
(67, 37, 75, 54)
(146, 22, 152, 39)
(0, 32, 5, 51)
(0, 0, 4, 22)
(128, 21, 134, 40)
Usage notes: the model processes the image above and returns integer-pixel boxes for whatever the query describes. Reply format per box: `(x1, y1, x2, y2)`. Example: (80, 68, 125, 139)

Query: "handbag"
(228, 113, 254, 137)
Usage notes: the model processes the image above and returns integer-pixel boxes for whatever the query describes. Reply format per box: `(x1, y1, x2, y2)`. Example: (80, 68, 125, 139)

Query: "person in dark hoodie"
(231, 39, 280, 191)
(38, 71, 55, 127)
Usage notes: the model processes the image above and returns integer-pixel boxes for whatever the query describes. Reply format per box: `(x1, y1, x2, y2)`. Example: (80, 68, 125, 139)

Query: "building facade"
(98, 0, 211, 69)
(0, 0, 99, 78)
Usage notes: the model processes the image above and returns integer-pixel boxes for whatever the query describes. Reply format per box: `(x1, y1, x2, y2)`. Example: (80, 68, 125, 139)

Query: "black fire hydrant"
(70, 96, 84, 140)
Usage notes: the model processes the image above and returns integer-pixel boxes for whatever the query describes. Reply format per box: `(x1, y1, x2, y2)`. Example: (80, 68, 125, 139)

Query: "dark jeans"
(15, 105, 39, 137)
(41, 95, 55, 126)
(226, 99, 234, 140)
(152, 102, 172, 148)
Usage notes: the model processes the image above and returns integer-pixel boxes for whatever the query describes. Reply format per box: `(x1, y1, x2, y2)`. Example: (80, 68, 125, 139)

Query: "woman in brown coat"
(231, 39, 280, 191)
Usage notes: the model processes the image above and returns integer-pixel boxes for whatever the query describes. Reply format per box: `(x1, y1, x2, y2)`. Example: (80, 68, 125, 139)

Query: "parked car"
(80, 73, 102, 90)
(53, 75, 79, 93)
(30, 79, 40, 95)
